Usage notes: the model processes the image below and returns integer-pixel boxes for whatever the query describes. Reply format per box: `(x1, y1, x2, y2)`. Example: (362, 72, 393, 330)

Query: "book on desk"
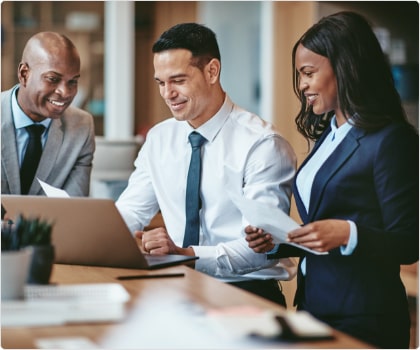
(2, 283, 130, 327)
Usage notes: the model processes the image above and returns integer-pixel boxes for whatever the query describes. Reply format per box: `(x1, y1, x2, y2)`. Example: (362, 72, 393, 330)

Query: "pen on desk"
(117, 273, 185, 280)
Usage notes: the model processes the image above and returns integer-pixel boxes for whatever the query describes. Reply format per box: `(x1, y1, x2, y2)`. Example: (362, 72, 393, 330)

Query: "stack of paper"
(2, 283, 130, 327)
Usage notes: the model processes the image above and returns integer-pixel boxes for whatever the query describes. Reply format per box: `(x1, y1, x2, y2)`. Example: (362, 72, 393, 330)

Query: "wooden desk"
(2, 264, 372, 349)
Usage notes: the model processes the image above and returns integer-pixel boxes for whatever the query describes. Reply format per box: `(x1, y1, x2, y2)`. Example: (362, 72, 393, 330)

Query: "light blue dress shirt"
(296, 116, 357, 274)
(11, 86, 51, 166)
(295, 116, 358, 274)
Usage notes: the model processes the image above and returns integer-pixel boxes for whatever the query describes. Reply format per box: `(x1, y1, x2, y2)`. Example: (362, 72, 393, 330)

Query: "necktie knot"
(26, 124, 45, 138)
(189, 132, 206, 149)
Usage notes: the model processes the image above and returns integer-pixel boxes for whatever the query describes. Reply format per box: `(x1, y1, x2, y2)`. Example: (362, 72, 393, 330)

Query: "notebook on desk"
(1, 195, 198, 270)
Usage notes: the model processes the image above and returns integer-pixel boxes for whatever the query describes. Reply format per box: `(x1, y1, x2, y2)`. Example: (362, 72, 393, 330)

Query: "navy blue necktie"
(20, 124, 45, 194)
(183, 132, 206, 248)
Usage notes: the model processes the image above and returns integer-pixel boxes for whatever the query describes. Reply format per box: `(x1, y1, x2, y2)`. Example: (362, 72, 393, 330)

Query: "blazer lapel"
(293, 129, 331, 224)
(308, 127, 365, 221)
(1, 89, 21, 194)
(293, 182, 309, 224)
(36, 118, 63, 182)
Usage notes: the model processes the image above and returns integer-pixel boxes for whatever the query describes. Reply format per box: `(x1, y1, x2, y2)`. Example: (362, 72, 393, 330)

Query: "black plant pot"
(27, 245, 55, 284)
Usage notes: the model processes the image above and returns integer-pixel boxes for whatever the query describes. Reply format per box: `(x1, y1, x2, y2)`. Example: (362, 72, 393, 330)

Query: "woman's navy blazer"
(284, 122, 418, 317)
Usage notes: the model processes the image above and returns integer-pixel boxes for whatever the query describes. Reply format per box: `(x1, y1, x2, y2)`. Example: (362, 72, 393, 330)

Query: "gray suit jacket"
(1, 86, 96, 196)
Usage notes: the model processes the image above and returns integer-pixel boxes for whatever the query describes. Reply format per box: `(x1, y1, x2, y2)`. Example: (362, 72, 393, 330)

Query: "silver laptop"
(1, 195, 198, 270)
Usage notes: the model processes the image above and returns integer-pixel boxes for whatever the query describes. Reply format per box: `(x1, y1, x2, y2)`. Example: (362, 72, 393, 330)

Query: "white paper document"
(229, 191, 327, 255)
(37, 178, 70, 198)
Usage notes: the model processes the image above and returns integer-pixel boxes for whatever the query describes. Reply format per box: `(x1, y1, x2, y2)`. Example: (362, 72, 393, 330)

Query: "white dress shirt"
(116, 95, 297, 282)
(296, 116, 358, 274)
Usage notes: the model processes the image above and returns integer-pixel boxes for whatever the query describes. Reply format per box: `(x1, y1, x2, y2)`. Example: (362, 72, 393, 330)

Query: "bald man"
(1, 32, 95, 197)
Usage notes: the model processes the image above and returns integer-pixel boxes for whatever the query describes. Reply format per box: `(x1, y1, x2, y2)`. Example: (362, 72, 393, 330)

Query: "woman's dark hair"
(292, 11, 408, 141)
(152, 22, 221, 71)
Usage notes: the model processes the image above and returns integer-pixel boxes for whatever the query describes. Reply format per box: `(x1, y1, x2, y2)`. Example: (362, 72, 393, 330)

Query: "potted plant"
(2, 214, 55, 285)
(1, 218, 32, 300)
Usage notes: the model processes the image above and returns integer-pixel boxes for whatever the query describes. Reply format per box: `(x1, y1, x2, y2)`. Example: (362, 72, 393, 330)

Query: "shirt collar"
(184, 94, 233, 144)
(12, 86, 52, 130)
(329, 115, 353, 141)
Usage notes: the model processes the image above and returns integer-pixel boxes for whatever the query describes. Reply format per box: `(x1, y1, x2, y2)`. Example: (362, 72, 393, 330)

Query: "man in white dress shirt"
(116, 23, 297, 306)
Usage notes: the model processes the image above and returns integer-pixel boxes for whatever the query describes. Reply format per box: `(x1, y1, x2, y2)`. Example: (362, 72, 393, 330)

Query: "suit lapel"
(1, 89, 21, 194)
(37, 117, 63, 182)
(293, 129, 331, 224)
(293, 180, 309, 224)
(308, 127, 365, 221)
(1, 87, 67, 194)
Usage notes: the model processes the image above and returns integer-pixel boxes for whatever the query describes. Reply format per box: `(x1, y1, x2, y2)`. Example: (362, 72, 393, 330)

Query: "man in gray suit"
(1, 32, 95, 197)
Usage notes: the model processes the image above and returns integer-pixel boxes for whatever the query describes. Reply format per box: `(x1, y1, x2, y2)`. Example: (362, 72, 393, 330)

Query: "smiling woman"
(246, 11, 418, 349)
(294, 44, 340, 124)
(289, 12, 418, 349)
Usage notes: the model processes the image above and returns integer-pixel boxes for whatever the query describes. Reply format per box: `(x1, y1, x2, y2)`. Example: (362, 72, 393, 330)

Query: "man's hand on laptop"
(135, 228, 195, 257)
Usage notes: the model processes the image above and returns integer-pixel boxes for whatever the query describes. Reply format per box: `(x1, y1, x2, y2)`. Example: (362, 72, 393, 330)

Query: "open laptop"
(1, 195, 198, 270)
